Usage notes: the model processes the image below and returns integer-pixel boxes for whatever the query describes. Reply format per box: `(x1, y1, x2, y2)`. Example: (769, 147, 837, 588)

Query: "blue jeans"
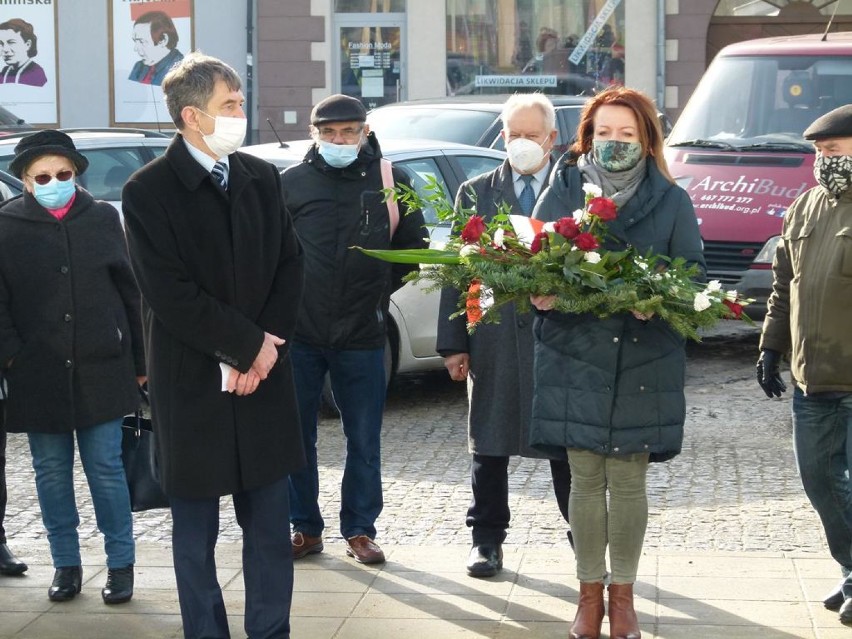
(288, 341, 385, 539)
(793, 388, 852, 589)
(27, 418, 134, 569)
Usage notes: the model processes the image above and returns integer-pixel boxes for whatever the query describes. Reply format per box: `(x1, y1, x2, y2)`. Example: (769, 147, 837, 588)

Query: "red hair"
(571, 87, 673, 182)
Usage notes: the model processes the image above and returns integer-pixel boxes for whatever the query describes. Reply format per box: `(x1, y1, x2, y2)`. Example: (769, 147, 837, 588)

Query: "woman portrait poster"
(109, 0, 193, 126)
(0, 4, 58, 126)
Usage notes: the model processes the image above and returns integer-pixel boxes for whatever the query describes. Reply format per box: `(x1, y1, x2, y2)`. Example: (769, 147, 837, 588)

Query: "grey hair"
(161, 52, 242, 129)
(500, 92, 556, 132)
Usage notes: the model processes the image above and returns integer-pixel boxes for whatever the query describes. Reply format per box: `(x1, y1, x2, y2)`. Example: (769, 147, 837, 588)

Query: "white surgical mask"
(507, 137, 547, 174)
(317, 140, 360, 168)
(198, 110, 247, 158)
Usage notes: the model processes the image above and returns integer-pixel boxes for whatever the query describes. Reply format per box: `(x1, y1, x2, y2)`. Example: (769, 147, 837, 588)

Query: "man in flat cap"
(281, 94, 426, 565)
(758, 104, 852, 626)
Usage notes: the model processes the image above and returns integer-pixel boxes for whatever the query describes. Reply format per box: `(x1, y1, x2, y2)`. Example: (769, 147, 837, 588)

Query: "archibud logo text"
(692, 175, 808, 199)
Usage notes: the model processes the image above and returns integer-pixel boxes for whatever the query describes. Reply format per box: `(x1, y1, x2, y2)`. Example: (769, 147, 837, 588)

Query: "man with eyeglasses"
(281, 94, 426, 565)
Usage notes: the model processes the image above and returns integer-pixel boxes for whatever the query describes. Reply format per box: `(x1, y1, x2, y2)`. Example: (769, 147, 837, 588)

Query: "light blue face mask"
(593, 140, 643, 172)
(317, 140, 360, 168)
(33, 177, 76, 209)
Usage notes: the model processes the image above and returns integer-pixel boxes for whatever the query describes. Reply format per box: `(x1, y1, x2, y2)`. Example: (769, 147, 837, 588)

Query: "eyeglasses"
(26, 170, 74, 185)
(316, 126, 363, 141)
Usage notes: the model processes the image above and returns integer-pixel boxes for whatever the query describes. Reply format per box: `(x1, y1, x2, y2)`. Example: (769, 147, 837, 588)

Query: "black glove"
(756, 349, 787, 398)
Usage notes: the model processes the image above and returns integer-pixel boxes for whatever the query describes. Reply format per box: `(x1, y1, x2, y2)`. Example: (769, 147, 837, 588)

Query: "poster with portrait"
(0, 2, 58, 125)
(109, 0, 193, 126)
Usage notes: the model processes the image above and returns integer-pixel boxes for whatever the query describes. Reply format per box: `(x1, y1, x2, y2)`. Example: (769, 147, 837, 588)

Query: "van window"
(668, 54, 852, 148)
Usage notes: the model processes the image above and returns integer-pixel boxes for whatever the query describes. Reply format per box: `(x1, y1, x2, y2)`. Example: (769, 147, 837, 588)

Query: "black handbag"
(121, 389, 169, 512)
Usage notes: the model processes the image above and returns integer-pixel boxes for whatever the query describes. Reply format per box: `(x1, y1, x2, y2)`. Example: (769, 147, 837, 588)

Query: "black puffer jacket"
(529, 154, 705, 462)
(281, 133, 427, 350)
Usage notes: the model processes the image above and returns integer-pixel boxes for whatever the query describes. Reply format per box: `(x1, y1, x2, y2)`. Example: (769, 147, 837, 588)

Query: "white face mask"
(507, 137, 547, 174)
(198, 110, 247, 158)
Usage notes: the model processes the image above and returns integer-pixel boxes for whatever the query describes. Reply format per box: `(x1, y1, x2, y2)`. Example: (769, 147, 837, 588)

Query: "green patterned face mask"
(593, 140, 643, 172)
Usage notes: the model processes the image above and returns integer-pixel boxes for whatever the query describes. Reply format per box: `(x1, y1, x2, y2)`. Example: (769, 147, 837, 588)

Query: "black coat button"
(60, 266, 69, 274)
(65, 360, 73, 368)
(64, 314, 72, 322)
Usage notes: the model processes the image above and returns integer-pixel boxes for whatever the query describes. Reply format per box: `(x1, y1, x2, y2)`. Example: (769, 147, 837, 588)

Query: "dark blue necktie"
(211, 161, 228, 190)
(519, 174, 535, 215)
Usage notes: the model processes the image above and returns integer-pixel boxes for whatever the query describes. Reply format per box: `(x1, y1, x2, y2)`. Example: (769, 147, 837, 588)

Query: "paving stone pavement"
(3, 322, 823, 555)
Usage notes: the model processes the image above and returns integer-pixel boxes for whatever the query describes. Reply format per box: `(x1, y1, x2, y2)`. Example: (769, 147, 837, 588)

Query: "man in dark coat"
(282, 94, 426, 565)
(436, 93, 572, 578)
(122, 53, 304, 639)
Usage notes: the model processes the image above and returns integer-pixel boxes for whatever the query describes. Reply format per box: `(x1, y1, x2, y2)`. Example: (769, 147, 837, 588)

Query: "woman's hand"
(530, 294, 557, 311)
(631, 310, 655, 321)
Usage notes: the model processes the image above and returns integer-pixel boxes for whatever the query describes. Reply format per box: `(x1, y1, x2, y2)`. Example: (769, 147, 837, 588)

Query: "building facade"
(0, 0, 850, 142)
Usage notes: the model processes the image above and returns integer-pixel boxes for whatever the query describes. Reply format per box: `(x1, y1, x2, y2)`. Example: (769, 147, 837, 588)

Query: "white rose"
(706, 280, 722, 292)
(460, 244, 479, 257)
(725, 289, 739, 302)
(493, 228, 505, 249)
(542, 222, 556, 233)
(572, 208, 587, 224)
(584, 251, 602, 264)
(582, 183, 603, 198)
(693, 291, 712, 312)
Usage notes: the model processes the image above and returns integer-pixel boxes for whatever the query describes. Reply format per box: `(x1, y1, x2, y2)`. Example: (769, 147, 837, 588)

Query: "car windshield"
(368, 108, 498, 146)
(667, 54, 852, 151)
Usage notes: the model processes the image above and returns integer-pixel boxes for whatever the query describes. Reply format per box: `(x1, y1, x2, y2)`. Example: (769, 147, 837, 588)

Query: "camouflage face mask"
(593, 140, 643, 172)
(814, 153, 852, 199)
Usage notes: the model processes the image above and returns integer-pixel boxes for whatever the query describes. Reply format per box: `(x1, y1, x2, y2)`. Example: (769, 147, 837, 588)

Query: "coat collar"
(0, 186, 95, 224)
(164, 133, 263, 199)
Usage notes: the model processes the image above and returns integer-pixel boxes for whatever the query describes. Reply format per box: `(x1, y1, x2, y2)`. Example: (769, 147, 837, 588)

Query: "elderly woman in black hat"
(0, 130, 146, 604)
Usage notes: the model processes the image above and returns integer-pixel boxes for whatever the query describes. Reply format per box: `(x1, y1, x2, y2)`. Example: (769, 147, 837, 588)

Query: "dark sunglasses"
(27, 170, 74, 185)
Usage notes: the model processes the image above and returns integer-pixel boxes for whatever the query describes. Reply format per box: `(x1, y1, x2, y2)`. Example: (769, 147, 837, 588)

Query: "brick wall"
(256, 0, 325, 142)
(665, 0, 714, 122)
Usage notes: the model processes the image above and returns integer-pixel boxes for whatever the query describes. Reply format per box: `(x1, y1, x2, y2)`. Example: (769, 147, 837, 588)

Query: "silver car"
(241, 138, 506, 381)
(0, 128, 170, 211)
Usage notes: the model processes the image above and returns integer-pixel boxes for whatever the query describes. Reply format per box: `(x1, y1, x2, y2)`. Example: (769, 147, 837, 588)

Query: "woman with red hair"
(529, 87, 704, 639)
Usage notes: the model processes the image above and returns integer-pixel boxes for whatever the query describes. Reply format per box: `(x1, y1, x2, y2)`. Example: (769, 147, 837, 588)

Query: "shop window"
(335, 0, 405, 12)
(446, 0, 625, 97)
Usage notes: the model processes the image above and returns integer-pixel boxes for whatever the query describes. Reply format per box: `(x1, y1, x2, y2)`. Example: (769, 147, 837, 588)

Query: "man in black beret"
(281, 94, 426, 565)
(758, 103, 852, 626)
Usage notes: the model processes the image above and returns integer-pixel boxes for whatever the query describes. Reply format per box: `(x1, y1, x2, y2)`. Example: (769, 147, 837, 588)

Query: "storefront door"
(335, 15, 405, 109)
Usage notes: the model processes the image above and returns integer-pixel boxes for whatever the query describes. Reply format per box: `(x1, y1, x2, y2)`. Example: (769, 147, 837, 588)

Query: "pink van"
(664, 31, 852, 314)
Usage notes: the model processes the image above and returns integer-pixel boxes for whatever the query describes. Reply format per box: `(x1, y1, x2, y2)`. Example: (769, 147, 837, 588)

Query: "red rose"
(461, 215, 487, 243)
(587, 197, 617, 221)
(723, 298, 743, 319)
(573, 232, 599, 251)
(530, 231, 548, 254)
(554, 217, 580, 239)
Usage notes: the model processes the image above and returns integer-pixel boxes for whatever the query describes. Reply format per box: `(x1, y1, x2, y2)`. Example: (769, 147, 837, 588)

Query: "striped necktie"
(518, 174, 535, 215)
(211, 161, 228, 190)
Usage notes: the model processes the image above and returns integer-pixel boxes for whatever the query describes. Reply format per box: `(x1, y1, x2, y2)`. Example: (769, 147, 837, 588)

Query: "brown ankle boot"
(608, 582, 641, 639)
(570, 581, 605, 639)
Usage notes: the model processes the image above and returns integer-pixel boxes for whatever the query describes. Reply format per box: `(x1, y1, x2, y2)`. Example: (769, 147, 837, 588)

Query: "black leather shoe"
(466, 544, 503, 578)
(0, 543, 27, 576)
(48, 566, 82, 602)
(824, 579, 846, 611)
(102, 565, 134, 604)
(840, 597, 852, 625)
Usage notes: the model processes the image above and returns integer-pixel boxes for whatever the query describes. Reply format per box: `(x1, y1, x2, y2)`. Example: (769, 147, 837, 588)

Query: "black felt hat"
(803, 104, 852, 141)
(310, 94, 367, 125)
(9, 129, 89, 179)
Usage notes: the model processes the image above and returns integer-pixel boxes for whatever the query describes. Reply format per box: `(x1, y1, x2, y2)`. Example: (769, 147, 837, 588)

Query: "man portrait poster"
(0, 4, 58, 125)
(110, 0, 193, 126)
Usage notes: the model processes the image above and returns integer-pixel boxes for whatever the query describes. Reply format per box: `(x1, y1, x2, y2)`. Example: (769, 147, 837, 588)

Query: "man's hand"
(226, 367, 261, 396)
(756, 349, 787, 398)
(252, 332, 285, 379)
(443, 353, 470, 382)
